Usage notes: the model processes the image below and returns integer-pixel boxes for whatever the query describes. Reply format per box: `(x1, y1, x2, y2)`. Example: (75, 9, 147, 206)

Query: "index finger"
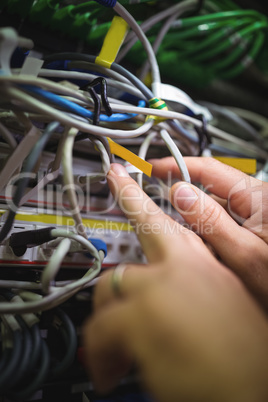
(150, 157, 258, 200)
(107, 163, 188, 263)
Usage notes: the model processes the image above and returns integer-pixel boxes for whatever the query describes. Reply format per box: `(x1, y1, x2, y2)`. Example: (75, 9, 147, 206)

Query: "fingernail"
(172, 183, 198, 211)
(109, 163, 129, 178)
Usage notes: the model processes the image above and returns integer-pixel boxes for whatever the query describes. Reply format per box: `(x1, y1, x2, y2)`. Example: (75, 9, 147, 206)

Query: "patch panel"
(0, 209, 145, 268)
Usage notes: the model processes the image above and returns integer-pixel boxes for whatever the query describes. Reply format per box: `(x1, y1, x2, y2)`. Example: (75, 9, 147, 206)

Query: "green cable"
(184, 19, 249, 55)
(71, 1, 97, 14)
(71, 11, 99, 39)
(29, 0, 65, 25)
(220, 31, 265, 79)
(211, 0, 239, 11)
(164, 21, 226, 42)
(50, 4, 101, 34)
(160, 25, 230, 53)
(165, 18, 253, 55)
(180, 10, 266, 29)
(87, 21, 112, 41)
(191, 20, 268, 63)
(212, 35, 253, 71)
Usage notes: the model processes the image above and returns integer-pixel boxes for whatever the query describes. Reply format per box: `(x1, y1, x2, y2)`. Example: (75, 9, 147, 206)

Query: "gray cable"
(160, 128, 191, 183)
(114, 1, 161, 96)
(139, 1, 196, 81)
(117, 0, 197, 63)
(200, 101, 264, 144)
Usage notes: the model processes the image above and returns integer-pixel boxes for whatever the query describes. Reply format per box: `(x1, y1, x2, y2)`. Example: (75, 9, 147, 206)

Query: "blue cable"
(21, 85, 145, 123)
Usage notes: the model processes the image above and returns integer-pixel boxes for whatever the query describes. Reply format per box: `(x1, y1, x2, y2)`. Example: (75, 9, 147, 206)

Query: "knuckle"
(199, 201, 223, 229)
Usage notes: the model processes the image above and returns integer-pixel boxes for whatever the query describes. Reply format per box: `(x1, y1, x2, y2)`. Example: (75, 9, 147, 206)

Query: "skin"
(83, 160, 268, 402)
(151, 156, 268, 310)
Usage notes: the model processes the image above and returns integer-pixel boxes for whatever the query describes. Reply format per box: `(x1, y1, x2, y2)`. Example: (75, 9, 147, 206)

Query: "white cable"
(137, 131, 158, 188)
(62, 127, 88, 239)
(160, 128, 191, 183)
(0, 249, 104, 314)
(50, 229, 99, 260)
(11, 68, 145, 100)
(117, 0, 197, 63)
(68, 60, 133, 85)
(107, 102, 268, 158)
(95, 139, 110, 176)
(139, 1, 196, 81)
(226, 106, 268, 135)
(4, 86, 154, 139)
(114, 1, 161, 97)
(19, 129, 65, 206)
(0, 124, 41, 193)
(3, 86, 266, 157)
(0, 74, 93, 106)
(41, 238, 72, 295)
(79, 139, 111, 185)
(0, 280, 42, 290)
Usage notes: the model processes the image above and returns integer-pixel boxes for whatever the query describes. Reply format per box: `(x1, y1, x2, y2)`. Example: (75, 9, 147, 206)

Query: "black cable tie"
(195, 114, 211, 156)
(87, 77, 113, 116)
(88, 87, 101, 125)
(9, 227, 56, 257)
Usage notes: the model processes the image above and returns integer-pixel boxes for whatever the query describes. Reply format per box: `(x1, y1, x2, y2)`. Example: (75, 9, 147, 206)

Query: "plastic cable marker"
(214, 157, 256, 174)
(107, 138, 152, 177)
(95, 16, 128, 69)
(146, 97, 169, 124)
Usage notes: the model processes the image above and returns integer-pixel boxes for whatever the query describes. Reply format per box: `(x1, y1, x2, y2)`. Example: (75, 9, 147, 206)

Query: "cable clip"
(82, 77, 112, 125)
(195, 114, 211, 156)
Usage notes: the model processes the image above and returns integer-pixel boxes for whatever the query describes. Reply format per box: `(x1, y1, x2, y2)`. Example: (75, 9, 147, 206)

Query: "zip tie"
(95, 16, 128, 69)
(107, 138, 152, 177)
(146, 97, 169, 124)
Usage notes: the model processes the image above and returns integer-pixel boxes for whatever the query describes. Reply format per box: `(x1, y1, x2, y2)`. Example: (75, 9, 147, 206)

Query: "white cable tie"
(158, 83, 213, 121)
(20, 56, 44, 77)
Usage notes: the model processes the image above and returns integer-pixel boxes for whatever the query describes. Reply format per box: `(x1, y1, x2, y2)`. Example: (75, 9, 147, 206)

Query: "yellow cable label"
(107, 138, 152, 177)
(95, 16, 128, 69)
(214, 157, 256, 174)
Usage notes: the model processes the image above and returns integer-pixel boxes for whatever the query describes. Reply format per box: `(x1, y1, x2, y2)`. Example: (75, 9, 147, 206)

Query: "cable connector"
(9, 227, 55, 257)
(86, 238, 107, 258)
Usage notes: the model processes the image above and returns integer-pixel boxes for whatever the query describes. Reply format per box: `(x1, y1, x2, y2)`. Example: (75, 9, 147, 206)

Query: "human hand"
(83, 163, 268, 402)
(151, 157, 268, 310)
